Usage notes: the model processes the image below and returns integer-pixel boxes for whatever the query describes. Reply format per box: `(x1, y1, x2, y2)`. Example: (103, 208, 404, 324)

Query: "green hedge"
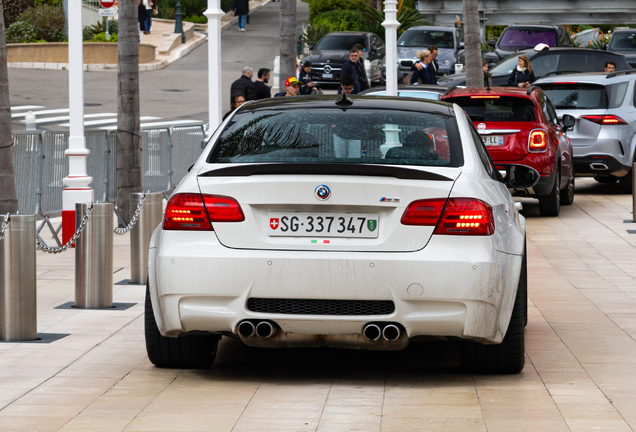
(306, 0, 366, 19)
(311, 9, 367, 33)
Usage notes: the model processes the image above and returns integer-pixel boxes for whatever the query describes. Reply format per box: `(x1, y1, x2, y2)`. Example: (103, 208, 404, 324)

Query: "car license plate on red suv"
(483, 135, 504, 146)
(268, 212, 379, 238)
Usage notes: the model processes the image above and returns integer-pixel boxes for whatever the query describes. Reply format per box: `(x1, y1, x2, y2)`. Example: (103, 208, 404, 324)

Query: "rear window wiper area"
(198, 163, 454, 181)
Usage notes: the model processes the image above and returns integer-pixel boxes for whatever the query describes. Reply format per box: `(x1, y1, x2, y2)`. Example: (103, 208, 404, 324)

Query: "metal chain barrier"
(114, 192, 146, 235)
(0, 213, 10, 242)
(36, 203, 94, 254)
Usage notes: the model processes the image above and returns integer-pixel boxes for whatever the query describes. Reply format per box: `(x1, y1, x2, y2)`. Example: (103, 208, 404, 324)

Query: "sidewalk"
(2, 179, 636, 431)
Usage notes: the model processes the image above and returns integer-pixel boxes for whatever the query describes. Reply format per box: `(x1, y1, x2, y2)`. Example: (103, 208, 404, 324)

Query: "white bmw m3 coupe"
(146, 95, 536, 374)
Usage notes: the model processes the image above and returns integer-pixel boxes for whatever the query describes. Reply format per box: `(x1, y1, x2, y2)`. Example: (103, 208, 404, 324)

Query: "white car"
(146, 95, 534, 374)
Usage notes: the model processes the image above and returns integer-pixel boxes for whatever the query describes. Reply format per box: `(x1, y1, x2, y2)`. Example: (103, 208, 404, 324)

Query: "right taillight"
(581, 115, 628, 125)
(528, 129, 547, 152)
(401, 198, 494, 236)
(163, 193, 244, 230)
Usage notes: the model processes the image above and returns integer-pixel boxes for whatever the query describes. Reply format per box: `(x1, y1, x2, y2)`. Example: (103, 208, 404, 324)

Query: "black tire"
(595, 175, 618, 184)
(619, 171, 633, 194)
(460, 251, 526, 374)
(560, 168, 575, 206)
(539, 170, 560, 217)
(145, 285, 219, 368)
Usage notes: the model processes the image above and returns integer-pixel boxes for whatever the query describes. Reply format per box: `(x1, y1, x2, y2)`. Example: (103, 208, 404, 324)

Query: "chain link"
(36, 204, 94, 254)
(114, 192, 146, 235)
(0, 214, 10, 242)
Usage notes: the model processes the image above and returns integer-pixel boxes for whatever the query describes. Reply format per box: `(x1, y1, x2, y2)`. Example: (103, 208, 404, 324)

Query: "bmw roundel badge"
(315, 185, 330, 201)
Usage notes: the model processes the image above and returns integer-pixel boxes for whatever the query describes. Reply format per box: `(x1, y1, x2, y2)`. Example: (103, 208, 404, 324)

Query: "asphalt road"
(7, 0, 309, 131)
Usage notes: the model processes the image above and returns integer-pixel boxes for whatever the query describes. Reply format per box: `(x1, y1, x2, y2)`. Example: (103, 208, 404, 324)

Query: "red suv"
(441, 87, 575, 216)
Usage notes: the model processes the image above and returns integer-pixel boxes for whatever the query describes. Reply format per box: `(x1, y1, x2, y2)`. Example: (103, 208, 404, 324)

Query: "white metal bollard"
(272, 56, 281, 95)
(75, 203, 114, 308)
(25, 111, 36, 131)
(0, 215, 37, 341)
(130, 192, 164, 284)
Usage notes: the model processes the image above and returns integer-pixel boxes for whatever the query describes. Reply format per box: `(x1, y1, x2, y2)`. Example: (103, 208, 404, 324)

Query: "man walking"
(340, 49, 361, 93)
(353, 43, 369, 91)
(254, 68, 272, 100)
(427, 45, 439, 84)
(230, 67, 257, 101)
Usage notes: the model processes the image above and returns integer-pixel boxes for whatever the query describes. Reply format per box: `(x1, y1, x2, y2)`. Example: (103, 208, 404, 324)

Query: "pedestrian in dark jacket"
(483, 60, 492, 88)
(427, 45, 439, 84)
(298, 62, 318, 95)
(253, 68, 271, 99)
(340, 49, 360, 93)
(353, 43, 369, 91)
(233, 0, 249, 31)
(138, 0, 147, 32)
(230, 66, 256, 101)
(410, 50, 433, 85)
(508, 55, 535, 88)
(223, 93, 246, 120)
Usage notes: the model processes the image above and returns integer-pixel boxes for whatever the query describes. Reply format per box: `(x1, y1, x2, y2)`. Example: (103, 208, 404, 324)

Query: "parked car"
(440, 47, 631, 88)
(605, 29, 636, 69)
(381, 26, 465, 81)
(440, 86, 576, 216)
(301, 32, 385, 86)
(359, 84, 449, 100)
(145, 95, 534, 374)
(534, 70, 636, 192)
(484, 24, 572, 66)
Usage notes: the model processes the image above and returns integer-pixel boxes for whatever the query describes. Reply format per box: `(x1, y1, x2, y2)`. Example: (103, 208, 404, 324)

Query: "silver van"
(534, 71, 636, 192)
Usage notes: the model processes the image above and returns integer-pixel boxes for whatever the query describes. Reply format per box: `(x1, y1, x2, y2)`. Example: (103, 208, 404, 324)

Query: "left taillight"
(163, 193, 244, 231)
(401, 198, 494, 236)
(528, 129, 547, 152)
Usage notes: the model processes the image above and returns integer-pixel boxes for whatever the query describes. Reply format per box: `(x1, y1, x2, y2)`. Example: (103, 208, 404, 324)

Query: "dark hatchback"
(302, 32, 385, 85)
(440, 47, 631, 88)
(483, 25, 572, 66)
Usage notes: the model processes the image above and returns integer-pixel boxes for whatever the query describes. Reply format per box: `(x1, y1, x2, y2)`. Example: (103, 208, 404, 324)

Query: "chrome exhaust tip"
(255, 321, 276, 339)
(238, 321, 255, 338)
(590, 162, 609, 171)
(363, 324, 382, 341)
(382, 324, 401, 342)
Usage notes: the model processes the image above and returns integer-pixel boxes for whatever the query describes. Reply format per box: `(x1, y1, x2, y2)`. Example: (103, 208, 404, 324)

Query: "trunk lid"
(197, 165, 460, 252)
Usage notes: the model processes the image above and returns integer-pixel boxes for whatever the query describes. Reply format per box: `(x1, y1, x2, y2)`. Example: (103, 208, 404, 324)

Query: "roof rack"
(606, 70, 636, 79)
(526, 85, 542, 95)
(542, 70, 585, 78)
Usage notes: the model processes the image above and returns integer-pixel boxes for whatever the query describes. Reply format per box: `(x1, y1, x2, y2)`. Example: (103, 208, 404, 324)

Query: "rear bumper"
(573, 155, 630, 177)
(148, 229, 522, 347)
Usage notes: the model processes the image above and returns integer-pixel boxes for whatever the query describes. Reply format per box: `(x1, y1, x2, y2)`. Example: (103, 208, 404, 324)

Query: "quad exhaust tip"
(363, 324, 382, 341)
(255, 321, 276, 339)
(382, 324, 401, 342)
(238, 321, 255, 338)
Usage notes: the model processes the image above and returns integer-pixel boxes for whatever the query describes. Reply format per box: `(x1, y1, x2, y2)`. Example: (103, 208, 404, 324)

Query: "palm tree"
(116, 0, 142, 223)
(463, 0, 482, 88)
(280, 0, 296, 82)
(0, 0, 18, 214)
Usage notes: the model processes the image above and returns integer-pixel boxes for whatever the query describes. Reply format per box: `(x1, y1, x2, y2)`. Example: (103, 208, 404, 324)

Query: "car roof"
(321, 32, 373, 37)
(535, 71, 636, 85)
(237, 95, 455, 117)
(359, 85, 448, 95)
(403, 26, 457, 32)
(443, 87, 534, 99)
(504, 24, 561, 30)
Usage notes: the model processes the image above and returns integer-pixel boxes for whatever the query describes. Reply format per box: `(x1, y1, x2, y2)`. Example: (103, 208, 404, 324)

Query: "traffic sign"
(99, 0, 115, 8)
(99, 8, 116, 16)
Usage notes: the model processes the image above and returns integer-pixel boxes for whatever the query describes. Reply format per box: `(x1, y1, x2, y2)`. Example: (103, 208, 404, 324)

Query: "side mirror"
(309, 44, 316, 50)
(562, 114, 576, 131)
(601, 42, 607, 50)
(459, 41, 465, 48)
(499, 164, 540, 189)
(489, 39, 496, 47)
(371, 45, 378, 52)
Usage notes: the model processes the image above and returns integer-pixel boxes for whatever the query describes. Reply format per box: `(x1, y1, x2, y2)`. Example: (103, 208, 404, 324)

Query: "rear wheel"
(145, 285, 219, 368)
(539, 171, 560, 217)
(595, 175, 618, 184)
(460, 251, 526, 374)
(560, 168, 575, 206)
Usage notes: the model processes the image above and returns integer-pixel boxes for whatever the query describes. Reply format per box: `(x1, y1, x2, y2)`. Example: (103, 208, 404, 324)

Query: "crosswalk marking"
(10, 105, 45, 111)
(12, 108, 70, 119)
(22, 113, 117, 125)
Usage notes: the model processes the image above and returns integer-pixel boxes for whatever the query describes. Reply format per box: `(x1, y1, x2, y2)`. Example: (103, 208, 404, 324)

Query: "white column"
(382, 0, 400, 97)
(204, 0, 225, 135)
(62, 0, 93, 243)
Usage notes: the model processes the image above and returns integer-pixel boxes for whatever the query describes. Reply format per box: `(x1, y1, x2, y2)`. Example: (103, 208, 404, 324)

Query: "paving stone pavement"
(2, 177, 636, 431)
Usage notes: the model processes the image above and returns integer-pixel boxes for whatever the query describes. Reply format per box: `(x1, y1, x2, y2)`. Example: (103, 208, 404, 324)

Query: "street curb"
(7, 0, 270, 71)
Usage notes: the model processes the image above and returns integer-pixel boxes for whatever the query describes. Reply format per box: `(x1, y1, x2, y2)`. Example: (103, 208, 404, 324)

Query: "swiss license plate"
(483, 135, 504, 146)
(322, 73, 333, 79)
(268, 212, 379, 238)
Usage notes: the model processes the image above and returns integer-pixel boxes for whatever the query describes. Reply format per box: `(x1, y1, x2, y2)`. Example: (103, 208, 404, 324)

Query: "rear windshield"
(398, 30, 454, 48)
(443, 96, 537, 122)
(208, 108, 462, 167)
(537, 84, 608, 109)
(315, 35, 366, 51)
(609, 32, 636, 52)
(499, 29, 557, 48)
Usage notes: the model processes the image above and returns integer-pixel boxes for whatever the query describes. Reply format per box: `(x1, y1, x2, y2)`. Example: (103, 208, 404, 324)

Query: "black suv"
(439, 47, 631, 87)
(302, 32, 385, 85)
(484, 25, 572, 65)
(606, 29, 636, 69)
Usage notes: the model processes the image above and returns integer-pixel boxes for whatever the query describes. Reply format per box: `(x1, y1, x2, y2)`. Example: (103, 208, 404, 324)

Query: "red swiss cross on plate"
(270, 218, 279, 230)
